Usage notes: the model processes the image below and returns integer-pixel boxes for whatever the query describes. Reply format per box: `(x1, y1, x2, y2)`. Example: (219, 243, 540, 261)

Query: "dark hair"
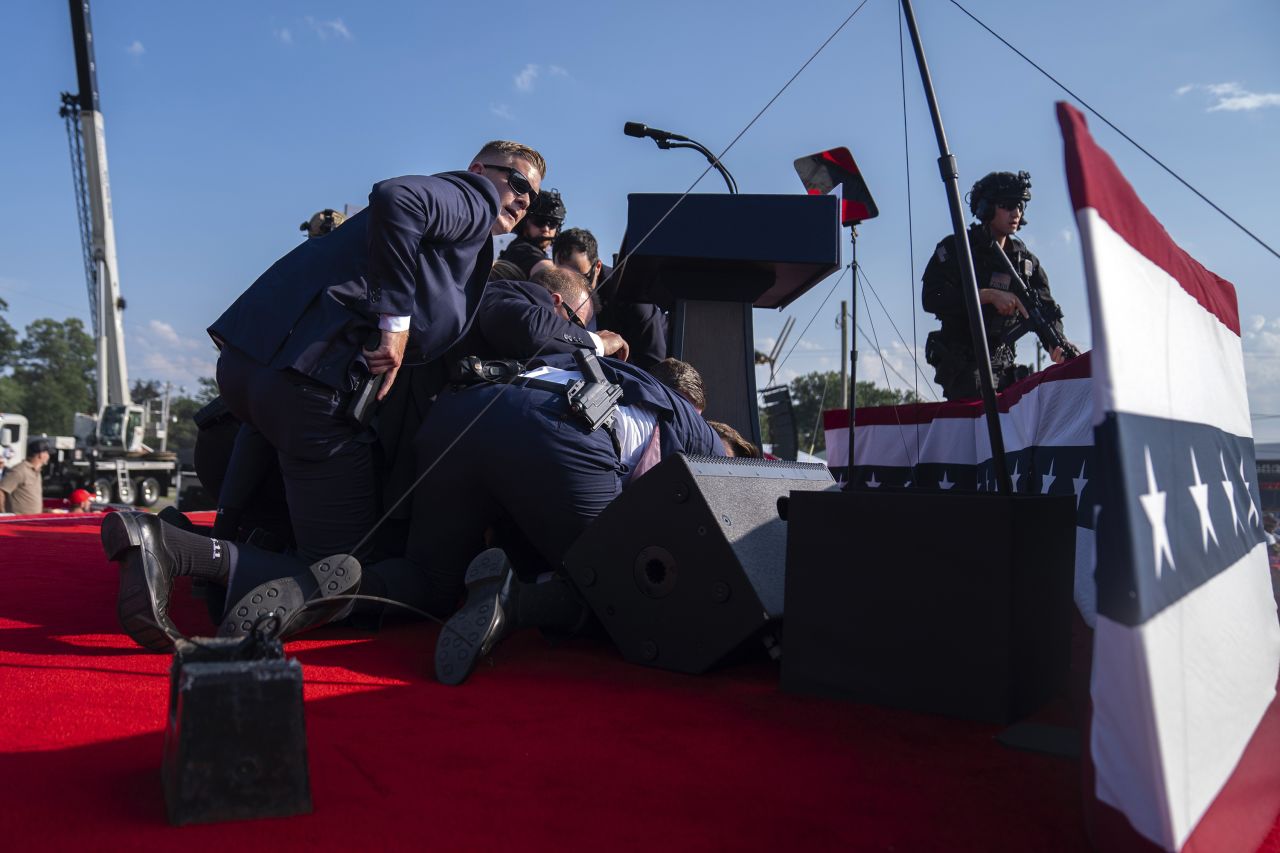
(552, 228, 599, 265)
(27, 437, 51, 459)
(488, 259, 526, 282)
(647, 358, 706, 412)
(707, 420, 760, 458)
(967, 170, 1031, 225)
(532, 266, 597, 315)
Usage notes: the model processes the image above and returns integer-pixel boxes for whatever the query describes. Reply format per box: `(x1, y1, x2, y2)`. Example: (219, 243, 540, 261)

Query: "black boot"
(218, 554, 361, 641)
(435, 549, 519, 686)
(101, 512, 183, 652)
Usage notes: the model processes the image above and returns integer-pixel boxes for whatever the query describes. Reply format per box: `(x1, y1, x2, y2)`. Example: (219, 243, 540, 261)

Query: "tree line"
(0, 299, 214, 449)
(763, 370, 921, 455)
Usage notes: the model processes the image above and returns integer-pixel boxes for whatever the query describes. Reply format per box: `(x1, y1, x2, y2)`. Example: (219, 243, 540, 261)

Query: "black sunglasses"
(528, 215, 561, 230)
(481, 163, 538, 205)
(996, 199, 1026, 212)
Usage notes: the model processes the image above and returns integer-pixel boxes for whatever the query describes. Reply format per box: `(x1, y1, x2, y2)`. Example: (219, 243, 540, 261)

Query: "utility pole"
(158, 381, 171, 452)
(839, 300, 849, 409)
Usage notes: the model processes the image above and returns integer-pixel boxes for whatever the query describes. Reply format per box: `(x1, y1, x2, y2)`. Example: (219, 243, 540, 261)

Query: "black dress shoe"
(435, 549, 519, 686)
(101, 511, 183, 653)
(218, 554, 361, 641)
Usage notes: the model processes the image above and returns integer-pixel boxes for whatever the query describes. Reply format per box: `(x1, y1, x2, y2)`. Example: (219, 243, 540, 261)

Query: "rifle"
(991, 240, 1080, 360)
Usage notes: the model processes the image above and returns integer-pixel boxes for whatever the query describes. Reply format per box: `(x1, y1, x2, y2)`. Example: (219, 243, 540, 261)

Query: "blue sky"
(2, 1, 1278, 438)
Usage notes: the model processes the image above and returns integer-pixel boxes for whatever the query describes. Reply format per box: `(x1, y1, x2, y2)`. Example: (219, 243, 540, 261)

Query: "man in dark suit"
(405, 352, 723, 684)
(457, 266, 629, 362)
(101, 140, 548, 652)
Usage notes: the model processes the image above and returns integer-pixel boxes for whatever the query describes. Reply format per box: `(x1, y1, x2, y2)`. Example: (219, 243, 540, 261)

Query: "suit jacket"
(594, 266, 667, 369)
(452, 279, 595, 361)
(528, 353, 723, 459)
(208, 172, 499, 390)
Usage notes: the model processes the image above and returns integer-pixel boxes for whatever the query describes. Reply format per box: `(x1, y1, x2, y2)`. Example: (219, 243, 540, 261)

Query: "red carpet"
(0, 513, 1274, 851)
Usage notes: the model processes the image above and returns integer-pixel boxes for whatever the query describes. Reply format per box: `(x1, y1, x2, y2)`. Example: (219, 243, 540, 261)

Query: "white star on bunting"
(1221, 451, 1243, 536)
(1188, 449, 1218, 552)
(1139, 446, 1175, 578)
(1072, 461, 1088, 511)
(1040, 460, 1057, 495)
(1239, 457, 1260, 528)
(1011, 460, 1022, 492)
(939, 471, 954, 490)
(866, 472, 881, 488)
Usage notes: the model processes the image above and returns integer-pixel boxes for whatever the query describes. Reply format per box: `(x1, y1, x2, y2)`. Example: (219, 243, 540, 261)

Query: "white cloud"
(140, 319, 203, 352)
(1060, 228, 1074, 244)
(305, 16, 352, 41)
(1177, 82, 1280, 112)
(856, 338, 940, 401)
(136, 350, 218, 389)
(489, 103, 515, 121)
(275, 28, 293, 45)
(548, 65, 570, 78)
(514, 64, 539, 92)
(1242, 316, 1280, 440)
(147, 319, 181, 347)
(126, 40, 145, 57)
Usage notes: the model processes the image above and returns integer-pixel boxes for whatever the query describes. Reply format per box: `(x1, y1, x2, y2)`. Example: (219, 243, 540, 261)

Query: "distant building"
(1258, 442, 1280, 512)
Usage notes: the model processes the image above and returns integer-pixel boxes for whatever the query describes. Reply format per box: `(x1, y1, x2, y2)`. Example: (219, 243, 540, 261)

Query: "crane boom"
(65, 0, 130, 410)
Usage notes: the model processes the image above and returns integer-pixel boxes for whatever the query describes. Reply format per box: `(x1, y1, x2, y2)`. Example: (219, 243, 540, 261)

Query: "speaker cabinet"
(781, 489, 1077, 723)
(564, 454, 834, 674)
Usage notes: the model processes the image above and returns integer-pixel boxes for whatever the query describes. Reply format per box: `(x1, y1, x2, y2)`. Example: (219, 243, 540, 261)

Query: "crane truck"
(19, 0, 182, 507)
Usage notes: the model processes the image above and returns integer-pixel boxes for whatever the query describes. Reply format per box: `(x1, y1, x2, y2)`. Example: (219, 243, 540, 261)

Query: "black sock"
(157, 519, 233, 583)
(514, 576, 589, 633)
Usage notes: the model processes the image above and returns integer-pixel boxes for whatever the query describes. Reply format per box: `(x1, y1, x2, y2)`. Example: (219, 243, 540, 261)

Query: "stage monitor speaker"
(564, 453, 834, 674)
(781, 490, 1077, 724)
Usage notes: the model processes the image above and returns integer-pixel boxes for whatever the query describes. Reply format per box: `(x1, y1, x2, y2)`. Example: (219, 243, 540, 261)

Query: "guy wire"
(344, 0, 877, 559)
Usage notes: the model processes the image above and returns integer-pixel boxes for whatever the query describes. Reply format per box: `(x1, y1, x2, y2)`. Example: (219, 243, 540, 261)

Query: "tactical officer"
(300, 208, 347, 238)
(921, 170, 1074, 400)
(498, 188, 565, 277)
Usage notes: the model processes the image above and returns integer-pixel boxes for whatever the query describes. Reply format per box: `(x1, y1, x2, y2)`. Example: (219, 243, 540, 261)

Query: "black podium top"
(611, 193, 842, 309)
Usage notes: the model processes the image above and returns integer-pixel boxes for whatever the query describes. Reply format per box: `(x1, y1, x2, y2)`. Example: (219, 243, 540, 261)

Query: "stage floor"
(0, 513, 1273, 851)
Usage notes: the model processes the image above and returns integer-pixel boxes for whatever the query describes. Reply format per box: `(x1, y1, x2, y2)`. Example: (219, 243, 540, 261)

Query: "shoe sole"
(102, 511, 181, 654)
(435, 549, 512, 686)
(218, 554, 360, 640)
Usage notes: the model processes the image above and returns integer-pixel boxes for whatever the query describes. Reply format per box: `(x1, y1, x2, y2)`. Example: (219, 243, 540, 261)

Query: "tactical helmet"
(300, 208, 346, 238)
(527, 188, 566, 224)
(968, 171, 1032, 224)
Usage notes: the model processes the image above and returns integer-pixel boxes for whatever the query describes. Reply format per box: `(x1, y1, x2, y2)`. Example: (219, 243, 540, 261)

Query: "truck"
(16, 0, 182, 507)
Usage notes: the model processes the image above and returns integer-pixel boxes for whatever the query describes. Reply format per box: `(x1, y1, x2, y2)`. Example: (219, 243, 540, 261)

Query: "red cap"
(70, 489, 93, 506)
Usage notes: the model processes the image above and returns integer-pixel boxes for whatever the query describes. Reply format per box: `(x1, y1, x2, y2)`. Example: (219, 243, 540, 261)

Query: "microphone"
(623, 121, 686, 143)
(622, 121, 738, 194)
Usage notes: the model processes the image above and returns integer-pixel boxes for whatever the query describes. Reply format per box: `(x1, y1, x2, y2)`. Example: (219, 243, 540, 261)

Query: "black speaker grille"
(685, 454, 832, 481)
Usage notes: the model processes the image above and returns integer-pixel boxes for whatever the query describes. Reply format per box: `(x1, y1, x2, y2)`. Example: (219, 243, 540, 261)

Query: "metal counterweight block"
(162, 637, 312, 825)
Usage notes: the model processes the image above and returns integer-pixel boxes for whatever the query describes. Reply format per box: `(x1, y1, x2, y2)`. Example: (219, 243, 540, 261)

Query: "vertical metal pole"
(839, 300, 849, 409)
(845, 230, 859, 486)
(899, 0, 1011, 495)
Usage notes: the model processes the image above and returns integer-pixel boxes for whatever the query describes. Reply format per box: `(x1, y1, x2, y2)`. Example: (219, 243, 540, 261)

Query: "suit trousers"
(216, 345, 380, 563)
(405, 382, 623, 617)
